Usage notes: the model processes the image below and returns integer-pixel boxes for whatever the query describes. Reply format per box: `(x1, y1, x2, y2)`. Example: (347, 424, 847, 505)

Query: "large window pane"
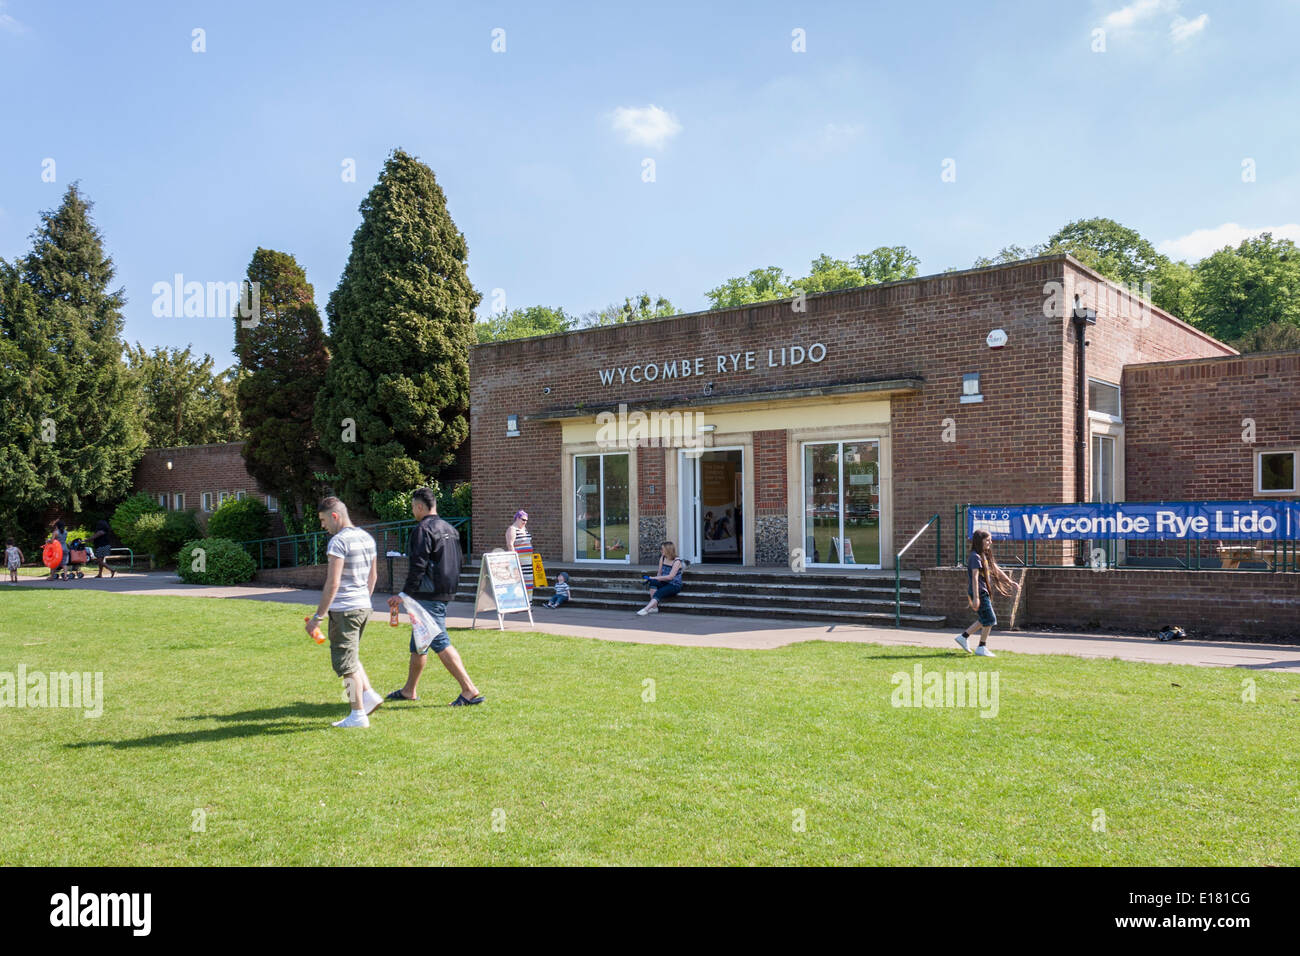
(842, 442, 880, 566)
(602, 454, 629, 560)
(804, 443, 840, 565)
(575, 455, 601, 560)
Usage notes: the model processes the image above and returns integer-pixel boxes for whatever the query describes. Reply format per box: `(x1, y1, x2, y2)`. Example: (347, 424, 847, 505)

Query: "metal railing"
(954, 502, 1299, 572)
(895, 514, 941, 627)
(237, 517, 471, 570)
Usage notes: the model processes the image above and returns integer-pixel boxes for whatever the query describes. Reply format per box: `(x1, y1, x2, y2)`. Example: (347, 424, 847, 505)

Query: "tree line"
(479, 218, 1300, 353)
(3, 155, 1296, 548)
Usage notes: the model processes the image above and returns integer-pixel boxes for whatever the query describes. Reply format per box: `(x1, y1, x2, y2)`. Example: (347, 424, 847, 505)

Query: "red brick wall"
(1123, 351, 1300, 501)
(754, 429, 786, 514)
(132, 443, 287, 536)
(638, 445, 665, 516)
(921, 566, 1300, 640)
(471, 256, 1236, 568)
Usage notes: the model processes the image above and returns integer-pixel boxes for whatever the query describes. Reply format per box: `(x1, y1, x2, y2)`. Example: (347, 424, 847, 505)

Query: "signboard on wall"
(967, 501, 1299, 541)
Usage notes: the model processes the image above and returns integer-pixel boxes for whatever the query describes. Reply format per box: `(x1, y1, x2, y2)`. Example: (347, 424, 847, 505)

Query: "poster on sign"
(471, 550, 535, 630)
(968, 501, 1299, 541)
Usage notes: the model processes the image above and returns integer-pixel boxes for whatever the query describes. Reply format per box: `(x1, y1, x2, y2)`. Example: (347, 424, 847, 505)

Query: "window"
(574, 453, 629, 561)
(1089, 379, 1122, 421)
(156, 493, 168, 509)
(172, 493, 185, 511)
(960, 372, 983, 404)
(218, 491, 230, 506)
(266, 494, 279, 513)
(202, 492, 213, 512)
(1257, 450, 1297, 494)
(235, 490, 247, 501)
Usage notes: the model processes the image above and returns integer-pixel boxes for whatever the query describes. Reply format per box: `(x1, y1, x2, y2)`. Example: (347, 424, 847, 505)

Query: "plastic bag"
(398, 591, 442, 654)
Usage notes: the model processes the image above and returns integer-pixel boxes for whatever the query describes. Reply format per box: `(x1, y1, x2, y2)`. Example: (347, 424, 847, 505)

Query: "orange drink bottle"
(306, 617, 325, 644)
(389, 607, 400, 627)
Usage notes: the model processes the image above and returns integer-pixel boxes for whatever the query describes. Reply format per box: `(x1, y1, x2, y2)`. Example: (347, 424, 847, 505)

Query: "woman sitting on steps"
(637, 541, 683, 616)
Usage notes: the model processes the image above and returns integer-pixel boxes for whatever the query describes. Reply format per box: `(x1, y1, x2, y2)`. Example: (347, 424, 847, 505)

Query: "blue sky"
(2, 0, 1297, 367)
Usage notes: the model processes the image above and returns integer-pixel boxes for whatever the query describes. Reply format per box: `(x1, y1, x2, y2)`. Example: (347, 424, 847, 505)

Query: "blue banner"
(967, 501, 1300, 541)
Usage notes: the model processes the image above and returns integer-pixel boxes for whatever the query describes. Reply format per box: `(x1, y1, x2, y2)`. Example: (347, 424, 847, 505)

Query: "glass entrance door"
(678, 448, 744, 564)
(802, 440, 880, 568)
(574, 453, 630, 562)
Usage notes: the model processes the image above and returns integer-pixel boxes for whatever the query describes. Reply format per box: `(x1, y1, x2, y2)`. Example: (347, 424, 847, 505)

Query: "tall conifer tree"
(234, 247, 329, 521)
(314, 150, 479, 502)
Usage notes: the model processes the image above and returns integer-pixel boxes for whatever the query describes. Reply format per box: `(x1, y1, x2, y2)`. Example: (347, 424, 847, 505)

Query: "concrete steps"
(453, 562, 942, 628)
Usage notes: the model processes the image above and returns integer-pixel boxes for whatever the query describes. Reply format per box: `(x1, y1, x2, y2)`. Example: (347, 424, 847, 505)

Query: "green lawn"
(0, 587, 1296, 865)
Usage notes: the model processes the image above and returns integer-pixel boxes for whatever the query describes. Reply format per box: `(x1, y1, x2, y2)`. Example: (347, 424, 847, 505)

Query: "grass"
(1, 586, 1297, 865)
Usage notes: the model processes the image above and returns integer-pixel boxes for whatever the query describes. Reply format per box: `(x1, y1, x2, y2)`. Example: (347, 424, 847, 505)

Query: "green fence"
(239, 517, 471, 571)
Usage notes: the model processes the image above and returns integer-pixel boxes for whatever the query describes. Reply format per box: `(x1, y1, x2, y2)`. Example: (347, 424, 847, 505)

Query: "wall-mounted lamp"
(165, 460, 173, 471)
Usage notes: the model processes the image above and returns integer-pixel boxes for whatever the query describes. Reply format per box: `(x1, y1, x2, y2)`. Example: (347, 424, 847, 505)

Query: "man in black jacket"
(385, 488, 484, 706)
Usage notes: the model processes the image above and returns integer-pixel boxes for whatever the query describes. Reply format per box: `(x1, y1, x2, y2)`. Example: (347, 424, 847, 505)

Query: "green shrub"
(62, 527, 92, 547)
(441, 481, 471, 517)
(130, 510, 201, 564)
(130, 512, 167, 559)
(111, 493, 164, 546)
(177, 538, 256, 585)
(370, 487, 422, 524)
(207, 497, 270, 546)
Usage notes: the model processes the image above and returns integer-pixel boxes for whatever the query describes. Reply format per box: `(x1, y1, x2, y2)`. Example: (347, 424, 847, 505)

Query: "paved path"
(9, 571, 1300, 673)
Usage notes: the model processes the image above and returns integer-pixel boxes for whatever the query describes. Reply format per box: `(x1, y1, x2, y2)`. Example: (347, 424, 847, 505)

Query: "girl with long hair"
(956, 529, 1020, 657)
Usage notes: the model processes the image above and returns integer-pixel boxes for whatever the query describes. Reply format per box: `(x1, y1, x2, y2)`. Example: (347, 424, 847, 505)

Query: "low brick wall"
(252, 556, 412, 593)
(921, 567, 1300, 640)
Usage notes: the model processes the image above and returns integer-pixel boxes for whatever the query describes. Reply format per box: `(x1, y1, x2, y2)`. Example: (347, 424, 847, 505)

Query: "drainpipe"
(1071, 296, 1097, 566)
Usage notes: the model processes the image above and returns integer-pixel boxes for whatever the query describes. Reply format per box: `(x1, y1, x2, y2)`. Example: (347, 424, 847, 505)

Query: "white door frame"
(678, 445, 744, 565)
(573, 451, 632, 564)
(799, 438, 882, 570)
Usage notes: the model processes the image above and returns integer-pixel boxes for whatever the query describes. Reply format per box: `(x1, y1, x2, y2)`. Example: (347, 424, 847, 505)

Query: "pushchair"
(62, 538, 91, 580)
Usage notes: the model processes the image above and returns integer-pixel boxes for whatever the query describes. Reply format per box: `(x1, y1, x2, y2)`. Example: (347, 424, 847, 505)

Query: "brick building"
(469, 255, 1299, 571)
(132, 442, 287, 537)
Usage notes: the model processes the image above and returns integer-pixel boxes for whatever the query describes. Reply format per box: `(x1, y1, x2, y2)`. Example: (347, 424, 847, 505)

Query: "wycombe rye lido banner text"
(967, 501, 1299, 541)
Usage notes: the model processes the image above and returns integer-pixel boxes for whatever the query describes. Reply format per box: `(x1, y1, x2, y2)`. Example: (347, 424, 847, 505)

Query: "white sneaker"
(955, 634, 970, 653)
(332, 712, 370, 728)
(636, 607, 649, 615)
(362, 689, 384, 716)
(974, 646, 995, 658)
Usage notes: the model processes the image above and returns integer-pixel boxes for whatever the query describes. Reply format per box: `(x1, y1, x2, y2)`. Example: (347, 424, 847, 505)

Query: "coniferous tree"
(314, 150, 479, 502)
(17, 185, 144, 513)
(127, 344, 243, 447)
(234, 247, 329, 521)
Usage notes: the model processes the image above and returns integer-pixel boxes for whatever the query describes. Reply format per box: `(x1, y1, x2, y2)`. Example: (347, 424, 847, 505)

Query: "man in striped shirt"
(307, 497, 383, 728)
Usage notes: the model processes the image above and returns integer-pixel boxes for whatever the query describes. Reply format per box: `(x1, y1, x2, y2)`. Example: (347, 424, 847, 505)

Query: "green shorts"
(327, 608, 370, 677)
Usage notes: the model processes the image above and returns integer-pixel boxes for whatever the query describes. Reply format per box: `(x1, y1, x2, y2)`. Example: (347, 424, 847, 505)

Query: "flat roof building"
(470, 255, 1297, 572)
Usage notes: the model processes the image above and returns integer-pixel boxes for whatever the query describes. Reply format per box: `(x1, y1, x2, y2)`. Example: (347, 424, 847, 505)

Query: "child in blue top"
(545, 571, 571, 608)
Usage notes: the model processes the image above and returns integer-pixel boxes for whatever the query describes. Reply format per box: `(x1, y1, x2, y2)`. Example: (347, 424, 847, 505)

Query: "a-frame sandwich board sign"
(471, 549, 535, 630)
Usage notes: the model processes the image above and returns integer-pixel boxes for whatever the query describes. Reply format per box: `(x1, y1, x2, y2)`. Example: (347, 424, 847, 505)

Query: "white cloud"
(1170, 13, 1208, 42)
(0, 1, 25, 34)
(610, 105, 682, 150)
(1103, 0, 1169, 30)
(1157, 222, 1300, 261)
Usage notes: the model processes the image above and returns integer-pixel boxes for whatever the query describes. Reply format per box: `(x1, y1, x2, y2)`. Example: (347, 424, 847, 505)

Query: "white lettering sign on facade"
(597, 342, 827, 387)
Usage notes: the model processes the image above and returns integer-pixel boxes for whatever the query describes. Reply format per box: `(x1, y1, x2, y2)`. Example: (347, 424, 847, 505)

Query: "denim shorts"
(411, 599, 451, 656)
(652, 581, 683, 603)
(976, 594, 996, 628)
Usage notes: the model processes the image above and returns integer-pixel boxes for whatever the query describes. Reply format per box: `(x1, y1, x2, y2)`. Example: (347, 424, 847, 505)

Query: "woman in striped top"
(505, 510, 534, 598)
